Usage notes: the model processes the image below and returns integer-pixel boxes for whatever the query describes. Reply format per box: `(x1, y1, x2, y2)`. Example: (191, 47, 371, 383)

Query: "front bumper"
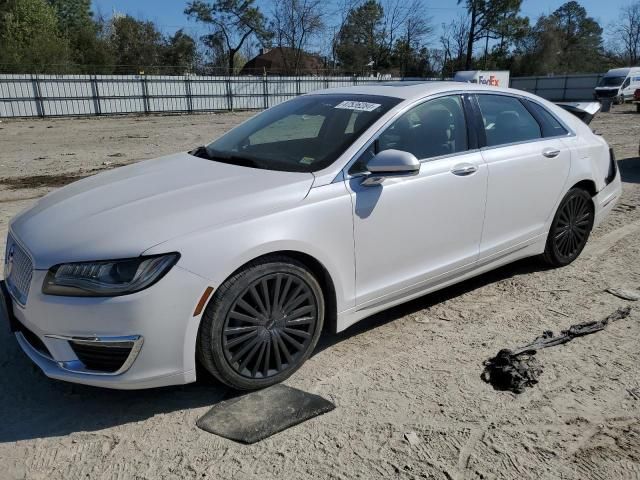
(2, 263, 210, 389)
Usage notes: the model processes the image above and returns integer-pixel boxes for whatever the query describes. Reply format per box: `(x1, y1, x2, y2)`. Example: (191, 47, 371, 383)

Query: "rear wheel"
(197, 256, 324, 390)
(542, 188, 594, 267)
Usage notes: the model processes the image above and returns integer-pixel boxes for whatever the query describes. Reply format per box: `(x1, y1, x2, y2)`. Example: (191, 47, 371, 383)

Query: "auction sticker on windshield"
(335, 101, 381, 112)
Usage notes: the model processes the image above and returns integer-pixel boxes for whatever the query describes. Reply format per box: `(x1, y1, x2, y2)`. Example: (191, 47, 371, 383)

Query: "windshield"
(598, 76, 625, 87)
(200, 94, 401, 172)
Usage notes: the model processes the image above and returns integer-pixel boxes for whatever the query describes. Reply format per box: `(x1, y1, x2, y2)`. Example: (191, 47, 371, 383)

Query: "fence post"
(184, 76, 193, 113)
(226, 76, 233, 111)
(141, 75, 150, 114)
(90, 75, 101, 116)
(262, 74, 268, 110)
(534, 76, 539, 97)
(31, 74, 45, 118)
(562, 75, 568, 102)
(324, 76, 329, 89)
(296, 77, 301, 96)
(352, 74, 357, 86)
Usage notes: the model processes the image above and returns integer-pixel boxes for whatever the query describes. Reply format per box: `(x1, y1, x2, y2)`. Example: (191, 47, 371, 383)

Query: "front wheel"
(197, 256, 324, 390)
(542, 188, 594, 267)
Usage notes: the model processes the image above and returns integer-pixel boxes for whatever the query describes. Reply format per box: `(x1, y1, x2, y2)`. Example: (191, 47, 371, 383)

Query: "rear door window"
(476, 94, 542, 147)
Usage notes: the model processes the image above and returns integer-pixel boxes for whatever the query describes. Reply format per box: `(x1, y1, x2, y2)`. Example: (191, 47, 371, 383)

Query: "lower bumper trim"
(43, 334, 144, 376)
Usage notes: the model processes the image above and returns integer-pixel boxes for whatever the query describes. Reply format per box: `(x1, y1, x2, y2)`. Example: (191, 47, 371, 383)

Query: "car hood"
(10, 152, 315, 269)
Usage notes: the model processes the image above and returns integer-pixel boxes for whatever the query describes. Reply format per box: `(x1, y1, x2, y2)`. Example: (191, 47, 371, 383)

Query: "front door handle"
(542, 148, 561, 158)
(451, 163, 478, 176)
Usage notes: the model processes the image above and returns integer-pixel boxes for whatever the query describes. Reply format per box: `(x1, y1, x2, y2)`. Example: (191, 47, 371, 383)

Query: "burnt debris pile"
(482, 306, 632, 394)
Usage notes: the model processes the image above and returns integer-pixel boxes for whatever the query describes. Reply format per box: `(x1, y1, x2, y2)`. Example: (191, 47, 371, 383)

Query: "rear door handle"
(542, 148, 561, 158)
(451, 163, 478, 176)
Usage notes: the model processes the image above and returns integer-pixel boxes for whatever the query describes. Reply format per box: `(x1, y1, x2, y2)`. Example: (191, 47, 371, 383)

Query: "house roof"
(241, 47, 324, 74)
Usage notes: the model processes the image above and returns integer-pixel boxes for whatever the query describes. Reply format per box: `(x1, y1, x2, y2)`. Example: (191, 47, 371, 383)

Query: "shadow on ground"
(315, 257, 548, 355)
(0, 336, 231, 442)
(0, 255, 547, 444)
(619, 157, 640, 184)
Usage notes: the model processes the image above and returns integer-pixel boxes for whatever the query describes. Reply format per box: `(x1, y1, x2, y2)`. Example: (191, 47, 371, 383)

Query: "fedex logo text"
(478, 75, 501, 86)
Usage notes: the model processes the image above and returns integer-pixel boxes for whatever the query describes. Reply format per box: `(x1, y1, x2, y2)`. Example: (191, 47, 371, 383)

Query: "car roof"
(310, 81, 526, 101)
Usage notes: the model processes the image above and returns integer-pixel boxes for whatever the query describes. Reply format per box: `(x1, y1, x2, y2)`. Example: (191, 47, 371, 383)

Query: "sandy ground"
(0, 104, 640, 480)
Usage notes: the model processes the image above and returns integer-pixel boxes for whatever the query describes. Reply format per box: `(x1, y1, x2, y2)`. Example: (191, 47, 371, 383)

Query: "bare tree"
(440, 14, 470, 76)
(376, 0, 424, 66)
(456, 0, 522, 69)
(270, 0, 325, 74)
(612, 2, 640, 65)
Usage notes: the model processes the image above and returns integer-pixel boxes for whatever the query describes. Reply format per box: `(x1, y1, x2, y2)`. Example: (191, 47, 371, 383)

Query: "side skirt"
(335, 235, 546, 333)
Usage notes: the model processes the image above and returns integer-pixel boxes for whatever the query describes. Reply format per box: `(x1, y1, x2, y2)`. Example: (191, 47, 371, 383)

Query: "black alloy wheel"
(543, 188, 594, 267)
(222, 273, 318, 379)
(197, 256, 324, 390)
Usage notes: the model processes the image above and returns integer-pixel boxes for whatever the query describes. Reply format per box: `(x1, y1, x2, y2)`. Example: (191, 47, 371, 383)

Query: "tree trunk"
(465, 3, 477, 70)
(228, 48, 236, 75)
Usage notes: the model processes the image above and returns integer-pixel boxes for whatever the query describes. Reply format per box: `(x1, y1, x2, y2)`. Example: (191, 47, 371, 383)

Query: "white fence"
(0, 74, 413, 118)
(0, 73, 603, 118)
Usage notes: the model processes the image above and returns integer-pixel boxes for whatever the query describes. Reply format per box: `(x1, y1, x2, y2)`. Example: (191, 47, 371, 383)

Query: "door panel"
(347, 151, 487, 306)
(479, 139, 570, 258)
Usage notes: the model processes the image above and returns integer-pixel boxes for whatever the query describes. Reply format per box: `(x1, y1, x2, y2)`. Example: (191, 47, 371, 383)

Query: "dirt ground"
(1, 103, 640, 480)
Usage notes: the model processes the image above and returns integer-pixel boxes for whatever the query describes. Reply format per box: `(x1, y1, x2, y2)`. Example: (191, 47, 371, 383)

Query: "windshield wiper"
(191, 147, 264, 169)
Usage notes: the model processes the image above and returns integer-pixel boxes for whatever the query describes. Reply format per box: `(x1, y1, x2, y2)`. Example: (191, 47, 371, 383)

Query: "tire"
(542, 188, 594, 267)
(197, 256, 325, 390)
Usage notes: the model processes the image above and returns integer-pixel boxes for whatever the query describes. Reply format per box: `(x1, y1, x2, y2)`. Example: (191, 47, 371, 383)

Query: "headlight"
(42, 253, 180, 297)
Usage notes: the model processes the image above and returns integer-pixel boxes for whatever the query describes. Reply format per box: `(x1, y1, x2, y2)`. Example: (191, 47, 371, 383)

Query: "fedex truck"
(454, 70, 510, 88)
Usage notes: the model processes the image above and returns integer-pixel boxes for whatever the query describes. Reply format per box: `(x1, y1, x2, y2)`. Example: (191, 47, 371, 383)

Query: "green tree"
(334, 0, 385, 72)
(513, 1, 604, 75)
(108, 15, 165, 74)
(163, 29, 198, 74)
(47, 0, 113, 71)
(185, 0, 269, 74)
(0, 0, 70, 73)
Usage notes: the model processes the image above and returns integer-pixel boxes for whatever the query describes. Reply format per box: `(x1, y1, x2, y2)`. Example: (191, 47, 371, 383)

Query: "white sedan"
(2, 82, 621, 390)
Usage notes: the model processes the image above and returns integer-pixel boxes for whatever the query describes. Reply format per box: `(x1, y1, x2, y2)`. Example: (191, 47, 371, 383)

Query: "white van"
(594, 67, 640, 104)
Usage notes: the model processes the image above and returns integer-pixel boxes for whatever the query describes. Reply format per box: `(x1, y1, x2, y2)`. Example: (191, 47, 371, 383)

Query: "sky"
(91, 0, 625, 50)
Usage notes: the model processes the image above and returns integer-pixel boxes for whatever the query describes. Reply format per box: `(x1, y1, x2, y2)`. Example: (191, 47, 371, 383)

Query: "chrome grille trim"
(4, 233, 34, 305)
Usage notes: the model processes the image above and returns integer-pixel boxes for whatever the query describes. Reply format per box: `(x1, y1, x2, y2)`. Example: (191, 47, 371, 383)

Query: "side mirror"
(362, 149, 420, 186)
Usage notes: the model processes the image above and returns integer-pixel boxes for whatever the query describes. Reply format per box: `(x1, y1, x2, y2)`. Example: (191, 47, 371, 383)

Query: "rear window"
(525, 101, 569, 137)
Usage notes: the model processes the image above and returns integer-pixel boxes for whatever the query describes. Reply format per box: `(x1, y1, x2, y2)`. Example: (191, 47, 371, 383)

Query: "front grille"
(4, 234, 33, 305)
(596, 90, 618, 98)
(69, 340, 134, 373)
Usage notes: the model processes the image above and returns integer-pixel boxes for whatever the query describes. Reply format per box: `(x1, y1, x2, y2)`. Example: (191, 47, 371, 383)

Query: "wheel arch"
(206, 250, 339, 335)
(570, 179, 597, 198)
